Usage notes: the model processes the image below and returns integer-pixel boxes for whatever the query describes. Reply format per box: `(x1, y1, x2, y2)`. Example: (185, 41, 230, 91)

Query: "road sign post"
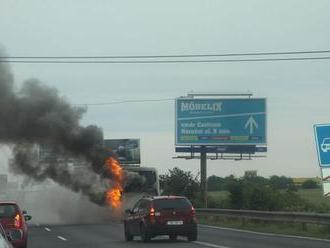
(321, 168, 330, 197)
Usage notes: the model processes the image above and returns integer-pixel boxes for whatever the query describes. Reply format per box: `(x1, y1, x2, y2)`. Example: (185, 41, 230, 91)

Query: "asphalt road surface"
(27, 223, 330, 248)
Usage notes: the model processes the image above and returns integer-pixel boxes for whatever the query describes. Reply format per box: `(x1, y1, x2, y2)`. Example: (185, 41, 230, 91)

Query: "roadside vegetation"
(206, 174, 330, 212)
(197, 216, 330, 239)
(159, 168, 330, 239)
(160, 167, 329, 212)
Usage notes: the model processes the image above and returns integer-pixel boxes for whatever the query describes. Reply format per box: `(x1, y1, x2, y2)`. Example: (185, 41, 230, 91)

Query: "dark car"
(0, 223, 14, 248)
(123, 196, 197, 242)
(0, 202, 31, 248)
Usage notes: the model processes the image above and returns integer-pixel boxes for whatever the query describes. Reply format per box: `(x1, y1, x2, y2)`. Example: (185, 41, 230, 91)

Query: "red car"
(124, 196, 197, 242)
(0, 223, 14, 248)
(0, 201, 31, 248)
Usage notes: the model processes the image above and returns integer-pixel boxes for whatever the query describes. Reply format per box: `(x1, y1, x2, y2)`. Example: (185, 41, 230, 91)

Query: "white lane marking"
(44, 228, 51, 232)
(194, 241, 230, 248)
(57, 236, 67, 241)
(199, 224, 330, 243)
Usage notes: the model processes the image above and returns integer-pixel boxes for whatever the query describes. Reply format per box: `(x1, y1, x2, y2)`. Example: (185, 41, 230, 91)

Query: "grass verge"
(198, 216, 330, 240)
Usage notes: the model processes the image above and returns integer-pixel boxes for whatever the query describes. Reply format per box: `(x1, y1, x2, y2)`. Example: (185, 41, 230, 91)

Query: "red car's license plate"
(167, 221, 183, 225)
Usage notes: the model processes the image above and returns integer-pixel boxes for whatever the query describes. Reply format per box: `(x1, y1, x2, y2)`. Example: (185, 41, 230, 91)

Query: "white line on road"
(194, 241, 231, 248)
(57, 236, 67, 241)
(44, 228, 51, 232)
(199, 224, 330, 243)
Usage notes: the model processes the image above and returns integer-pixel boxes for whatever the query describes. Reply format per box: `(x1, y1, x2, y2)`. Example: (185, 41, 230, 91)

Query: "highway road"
(27, 223, 330, 248)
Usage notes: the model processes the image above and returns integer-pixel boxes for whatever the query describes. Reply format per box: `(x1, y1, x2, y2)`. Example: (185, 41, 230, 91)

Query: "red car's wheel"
(140, 224, 151, 243)
(124, 223, 133, 241)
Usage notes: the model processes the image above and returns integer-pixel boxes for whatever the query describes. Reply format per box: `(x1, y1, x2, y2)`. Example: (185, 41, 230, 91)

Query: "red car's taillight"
(149, 207, 156, 223)
(14, 214, 22, 229)
(150, 207, 155, 217)
(191, 206, 196, 216)
(149, 207, 161, 223)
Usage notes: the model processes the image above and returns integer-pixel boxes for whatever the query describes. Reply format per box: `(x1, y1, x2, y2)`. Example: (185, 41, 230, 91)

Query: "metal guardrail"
(196, 208, 330, 226)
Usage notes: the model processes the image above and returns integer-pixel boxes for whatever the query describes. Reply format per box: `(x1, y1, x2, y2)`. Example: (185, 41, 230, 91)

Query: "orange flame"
(106, 186, 122, 208)
(105, 157, 124, 208)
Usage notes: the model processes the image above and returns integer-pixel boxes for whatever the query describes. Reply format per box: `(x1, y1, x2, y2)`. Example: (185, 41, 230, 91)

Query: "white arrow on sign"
(245, 116, 258, 134)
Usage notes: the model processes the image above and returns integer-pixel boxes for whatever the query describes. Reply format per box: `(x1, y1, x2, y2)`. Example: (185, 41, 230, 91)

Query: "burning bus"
(103, 139, 160, 208)
(124, 167, 159, 196)
(122, 166, 160, 209)
(37, 140, 160, 209)
(104, 157, 160, 210)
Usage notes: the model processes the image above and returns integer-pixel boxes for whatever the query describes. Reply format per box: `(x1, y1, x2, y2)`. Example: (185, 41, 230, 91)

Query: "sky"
(0, 0, 330, 178)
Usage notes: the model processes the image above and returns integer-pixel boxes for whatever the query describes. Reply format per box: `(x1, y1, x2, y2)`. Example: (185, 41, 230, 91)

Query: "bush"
(159, 167, 200, 205)
(301, 179, 319, 189)
(207, 175, 226, 191)
(206, 195, 229, 208)
(227, 179, 244, 209)
(269, 176, 296, 190)
(242, 186, 284, 211)
(226, 177, 310, 211)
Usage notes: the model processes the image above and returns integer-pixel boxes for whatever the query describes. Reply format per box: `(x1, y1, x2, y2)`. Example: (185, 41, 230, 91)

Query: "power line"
(2, 49, 330, 64)
(2, 56, 330, 64)
(1, 49, 330, 59)
(74, 98, 175, 106)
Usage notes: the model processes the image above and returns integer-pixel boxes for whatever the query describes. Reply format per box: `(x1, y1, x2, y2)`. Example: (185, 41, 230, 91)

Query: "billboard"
(103, 139, 140, 165)
(38, 144, 86, 166)
(175, 98, 266, 145)
(38, 139, 140, 165)
(39, 143, 66, 162)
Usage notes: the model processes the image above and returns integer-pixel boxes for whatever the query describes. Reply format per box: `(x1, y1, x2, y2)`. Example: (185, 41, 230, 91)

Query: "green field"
(198, 216, 330, 239)
(204, 189, 330, 239)
(208, 188, 330, 211)
(207, 191, 230, 208)
(208, 190, 230, 200)
(296, 188, 330, 210)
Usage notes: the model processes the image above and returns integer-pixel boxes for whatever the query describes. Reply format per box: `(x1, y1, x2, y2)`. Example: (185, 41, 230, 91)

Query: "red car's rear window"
(153, 198, 192, 210)
(0, 204, 18, 218)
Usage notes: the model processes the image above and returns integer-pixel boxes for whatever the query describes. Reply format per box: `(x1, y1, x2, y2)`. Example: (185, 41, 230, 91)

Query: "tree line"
(160, 167, 327, 212)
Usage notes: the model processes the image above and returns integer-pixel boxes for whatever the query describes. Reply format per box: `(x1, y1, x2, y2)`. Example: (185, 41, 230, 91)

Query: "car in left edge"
(0, 223, 14, 248)
(0, 201, 32, 248)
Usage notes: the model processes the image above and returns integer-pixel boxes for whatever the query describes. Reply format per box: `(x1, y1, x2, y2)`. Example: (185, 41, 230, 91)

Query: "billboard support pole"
(200, 146, 207, 208)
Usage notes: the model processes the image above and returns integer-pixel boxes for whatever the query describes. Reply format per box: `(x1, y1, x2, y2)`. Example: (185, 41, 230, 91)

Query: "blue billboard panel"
(314, 124, 330, 167)
(175, 98, 266, 145)
(175, 145, 267, 154)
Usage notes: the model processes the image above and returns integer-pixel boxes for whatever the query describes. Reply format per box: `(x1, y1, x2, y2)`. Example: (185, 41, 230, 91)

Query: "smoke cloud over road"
(0, 49, 118, 205)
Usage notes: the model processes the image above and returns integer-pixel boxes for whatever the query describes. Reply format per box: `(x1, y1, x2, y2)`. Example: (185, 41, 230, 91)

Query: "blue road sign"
(175, 98, 267, 145)
(314, 124, 330, 167)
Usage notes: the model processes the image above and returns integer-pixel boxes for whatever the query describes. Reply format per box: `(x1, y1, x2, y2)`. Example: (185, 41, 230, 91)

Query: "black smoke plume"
(0, 50, 114, 205)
